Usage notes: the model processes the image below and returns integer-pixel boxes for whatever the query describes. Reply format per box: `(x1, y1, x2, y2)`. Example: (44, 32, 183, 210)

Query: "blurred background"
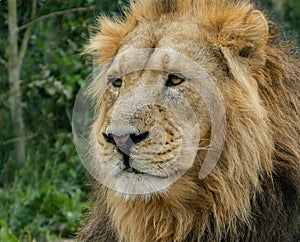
(0, 0, 299, 241)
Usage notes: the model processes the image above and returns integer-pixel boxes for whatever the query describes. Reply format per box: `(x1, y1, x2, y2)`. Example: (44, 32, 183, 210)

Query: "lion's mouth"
(123, 166, 147, 175)
(120, 153, 178, 179)
(122, 153, 147, 175)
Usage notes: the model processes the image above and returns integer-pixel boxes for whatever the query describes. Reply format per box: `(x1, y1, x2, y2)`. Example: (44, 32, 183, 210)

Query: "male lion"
(77, 0, 300, 241)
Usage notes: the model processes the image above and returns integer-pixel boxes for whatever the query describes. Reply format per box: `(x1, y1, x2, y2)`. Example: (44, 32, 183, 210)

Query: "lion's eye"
(166, 74, 185, 87)
(109, 78, 123, 88)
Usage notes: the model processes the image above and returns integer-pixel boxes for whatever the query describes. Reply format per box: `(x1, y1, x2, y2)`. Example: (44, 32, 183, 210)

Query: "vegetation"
(0, 0, 299, 241)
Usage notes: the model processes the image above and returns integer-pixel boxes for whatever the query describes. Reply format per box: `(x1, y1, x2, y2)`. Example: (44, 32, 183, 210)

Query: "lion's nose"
(103, 132, 149, 154)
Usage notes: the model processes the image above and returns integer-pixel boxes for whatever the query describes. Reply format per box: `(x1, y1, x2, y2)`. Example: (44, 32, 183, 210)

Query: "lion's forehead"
(114, 20, 212, 68)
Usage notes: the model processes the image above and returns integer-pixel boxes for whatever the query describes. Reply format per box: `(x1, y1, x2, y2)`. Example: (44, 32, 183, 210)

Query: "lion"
(77, 0, 300, 241)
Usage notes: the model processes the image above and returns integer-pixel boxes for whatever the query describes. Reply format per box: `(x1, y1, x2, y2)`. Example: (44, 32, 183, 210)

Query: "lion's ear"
(218, 9, 269, 67)
(217, 9, 269, 59)
(236, 10, 269, 59)
(244, 10, 269, 47)
(219, 10, 269, 83)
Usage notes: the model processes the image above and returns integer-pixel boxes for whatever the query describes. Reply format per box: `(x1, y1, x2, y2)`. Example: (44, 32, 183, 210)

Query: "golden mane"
(80, 0, 300, 241)
(87, 0, 268, 63)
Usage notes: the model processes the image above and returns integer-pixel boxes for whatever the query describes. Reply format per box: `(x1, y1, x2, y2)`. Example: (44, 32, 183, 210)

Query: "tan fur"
(79, 0, 300, 241)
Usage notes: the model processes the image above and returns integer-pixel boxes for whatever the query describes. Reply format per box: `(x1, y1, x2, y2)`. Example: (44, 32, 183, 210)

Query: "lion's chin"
(112, 171, 175, 197)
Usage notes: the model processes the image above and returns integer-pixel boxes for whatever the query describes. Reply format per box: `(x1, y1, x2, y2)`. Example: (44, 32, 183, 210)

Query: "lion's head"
(77, 0, 300, 241)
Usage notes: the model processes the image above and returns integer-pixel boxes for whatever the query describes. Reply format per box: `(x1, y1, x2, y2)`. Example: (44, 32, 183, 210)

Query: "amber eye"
(166, 74, 185, 87)
(109, 78, 123, 88)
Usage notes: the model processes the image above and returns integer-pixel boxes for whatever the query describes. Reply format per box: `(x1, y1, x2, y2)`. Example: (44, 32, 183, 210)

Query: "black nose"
(103, 132, 149, 154)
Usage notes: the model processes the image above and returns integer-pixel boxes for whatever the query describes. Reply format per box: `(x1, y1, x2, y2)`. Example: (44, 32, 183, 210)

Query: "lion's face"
(83, 3, 273, 199)
(91, 21, 227, 195)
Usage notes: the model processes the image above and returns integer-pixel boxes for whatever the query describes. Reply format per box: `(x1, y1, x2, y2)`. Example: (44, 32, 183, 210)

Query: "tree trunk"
(8, 0, 26, 167)
(6, 0, 90, 169)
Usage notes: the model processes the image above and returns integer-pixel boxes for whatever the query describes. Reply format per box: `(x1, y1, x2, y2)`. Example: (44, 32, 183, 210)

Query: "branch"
(0, 57, 8, 68)
(1, 133, 38, 146)
(19, 0, 37, 66)
(0, 87, 22, 104)
(18, 6, 96, 32)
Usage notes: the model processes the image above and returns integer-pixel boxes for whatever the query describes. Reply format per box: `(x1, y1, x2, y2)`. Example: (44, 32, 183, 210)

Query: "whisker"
(182, 142, 217, 148)
(181, 138, 211, 142)
(182, 142, 211, 145)
(181, 147, 221, 152)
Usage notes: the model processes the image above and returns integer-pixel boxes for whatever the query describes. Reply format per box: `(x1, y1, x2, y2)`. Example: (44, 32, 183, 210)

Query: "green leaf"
(0, 220, 19, 242)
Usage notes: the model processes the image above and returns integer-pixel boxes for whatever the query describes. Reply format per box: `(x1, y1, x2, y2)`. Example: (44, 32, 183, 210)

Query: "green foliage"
(0, 131, 91, 240)
(0, 220, 18, 242)
(0, 0, 119, 240)
(282, 0, 300, 44)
